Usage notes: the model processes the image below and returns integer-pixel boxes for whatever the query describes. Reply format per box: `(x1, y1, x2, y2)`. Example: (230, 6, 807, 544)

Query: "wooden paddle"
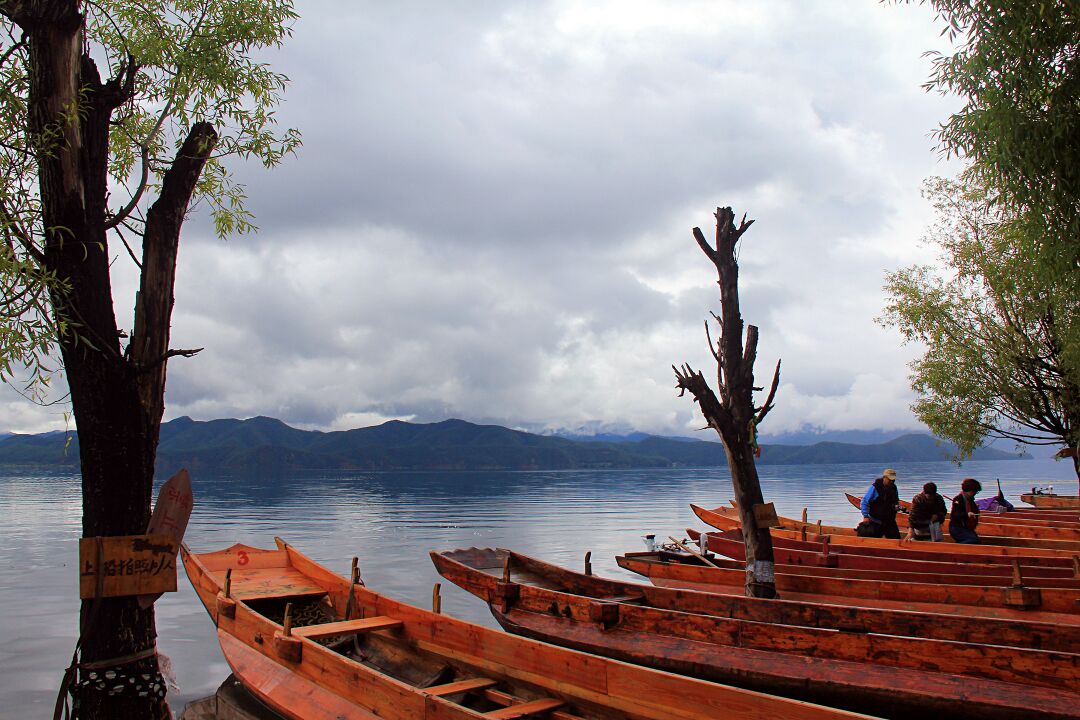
(668, 536, 722, 569)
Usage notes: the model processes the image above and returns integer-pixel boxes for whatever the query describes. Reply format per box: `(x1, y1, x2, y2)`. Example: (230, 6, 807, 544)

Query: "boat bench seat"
(486, 698, 566, 719)
(291, 615, 402, 641)
(424, 677, 498, 697)
(483, 689, 583, 720)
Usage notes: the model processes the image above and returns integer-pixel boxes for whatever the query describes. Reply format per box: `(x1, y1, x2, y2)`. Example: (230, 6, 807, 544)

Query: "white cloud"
(2, 1, 964, 437)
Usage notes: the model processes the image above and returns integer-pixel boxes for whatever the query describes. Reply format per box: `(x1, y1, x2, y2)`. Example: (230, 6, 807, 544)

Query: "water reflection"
(0, 459, 1070, 716)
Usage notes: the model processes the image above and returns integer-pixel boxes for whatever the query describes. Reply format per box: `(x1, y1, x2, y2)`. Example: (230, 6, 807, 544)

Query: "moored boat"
(616, 550, 1080, 618)
(687, 528, 1080, 582)
(1022, 493, 1080, 510)
(708, 527, 1080, 570)
(692, 503, 1080, 553)
(434, 549, 1079, 652)
(182, 539, 868, 720)
(433, 547, 1080, 720)
(841, 493, 1080, 530)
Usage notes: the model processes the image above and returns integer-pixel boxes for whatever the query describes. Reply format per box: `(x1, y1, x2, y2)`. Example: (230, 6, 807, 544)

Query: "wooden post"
(432, 583, 441, 614)
(584, 551, 592, 576)
(1073, 554, 1080, 579)
(223, 568, 232, 598)
(282, 603, 293, 637)
(502, 555, 511, 583)
(802, 508, 808, 523)
(1011, 560, 1024, 587)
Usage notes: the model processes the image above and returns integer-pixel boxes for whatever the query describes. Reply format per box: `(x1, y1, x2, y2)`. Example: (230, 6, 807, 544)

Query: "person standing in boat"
(908, 482, 947, 541)
(859, 468, 901, 539)
(949, 478, 982, 544)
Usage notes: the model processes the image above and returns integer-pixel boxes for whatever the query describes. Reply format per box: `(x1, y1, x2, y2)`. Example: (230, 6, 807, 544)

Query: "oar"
(669, 536, 722, 569)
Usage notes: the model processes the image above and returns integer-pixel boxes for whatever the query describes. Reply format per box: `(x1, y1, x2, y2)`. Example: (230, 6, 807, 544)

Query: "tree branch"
(130, 121, 217, 421)
(755, 359, 782, 425)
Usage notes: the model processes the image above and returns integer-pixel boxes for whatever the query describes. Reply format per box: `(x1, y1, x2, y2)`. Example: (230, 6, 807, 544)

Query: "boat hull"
(1022, 493, 1080, 509)
(433, 548, 1080, 720)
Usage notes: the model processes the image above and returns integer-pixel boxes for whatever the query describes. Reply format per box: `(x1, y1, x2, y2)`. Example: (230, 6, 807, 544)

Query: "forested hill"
(0, 416, 1024, 471)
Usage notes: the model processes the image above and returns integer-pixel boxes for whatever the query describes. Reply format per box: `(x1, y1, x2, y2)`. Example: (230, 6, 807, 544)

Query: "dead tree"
(674, 207, 781, 599)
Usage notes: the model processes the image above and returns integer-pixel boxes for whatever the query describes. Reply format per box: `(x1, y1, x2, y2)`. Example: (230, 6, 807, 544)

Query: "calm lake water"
(0, 458, 1073, 718)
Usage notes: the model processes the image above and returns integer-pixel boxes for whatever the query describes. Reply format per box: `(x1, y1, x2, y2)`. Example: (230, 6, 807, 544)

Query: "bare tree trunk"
(11, 3, 217, 717)
(675, 207, 781, 598)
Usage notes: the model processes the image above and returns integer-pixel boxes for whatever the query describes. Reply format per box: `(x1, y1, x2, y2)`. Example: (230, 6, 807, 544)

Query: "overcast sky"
(1, 1, 967, 439)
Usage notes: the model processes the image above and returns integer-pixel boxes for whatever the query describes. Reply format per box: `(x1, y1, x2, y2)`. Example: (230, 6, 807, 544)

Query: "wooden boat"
(1022, 493, 1080, 509)
(728, 500, 1080, 544)
(433, 550, 1080, 652)
(842, 493, 1080, 529)
(182, 540, 869, 720)
(692, 503, 1080, 554)
(674, 531, 1080, 589)
(687, 528, 1080, 581)
(616, 551, 1080, 618)
(708, 527, 1079, 571)
(432, 547, 1080, 720)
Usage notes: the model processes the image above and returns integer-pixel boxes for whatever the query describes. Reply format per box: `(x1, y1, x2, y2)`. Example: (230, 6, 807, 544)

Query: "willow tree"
(883, 177, 1080, 491)
(917, 0, 1080, 273)
(674, 207, 781, 598)
(0, 2, 300, 718)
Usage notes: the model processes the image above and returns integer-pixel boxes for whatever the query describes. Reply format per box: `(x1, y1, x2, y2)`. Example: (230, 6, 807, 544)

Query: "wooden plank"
(224, 567, 328, 601)
(291, 616, 402, 640)
(79, 534, 177, 599)
(424, 677, 498, 697)
(138, 469, 194, 607)
(486, 698, 566, 718)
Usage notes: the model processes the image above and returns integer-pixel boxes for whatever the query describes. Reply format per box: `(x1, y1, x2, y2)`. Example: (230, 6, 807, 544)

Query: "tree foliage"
(919, 0, 1080, 271)
(0, 0, 301, 397)
(882, 177, 1080, 478)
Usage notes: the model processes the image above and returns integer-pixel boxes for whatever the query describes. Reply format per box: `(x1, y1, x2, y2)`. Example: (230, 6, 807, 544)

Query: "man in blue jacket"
(860, 468, 901, 539)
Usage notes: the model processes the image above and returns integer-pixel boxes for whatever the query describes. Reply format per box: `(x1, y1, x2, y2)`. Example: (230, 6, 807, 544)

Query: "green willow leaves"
(0, 0, 301, 396)
(882, 177, 1080, 460)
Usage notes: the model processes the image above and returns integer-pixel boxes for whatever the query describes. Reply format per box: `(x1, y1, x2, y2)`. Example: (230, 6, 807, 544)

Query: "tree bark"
(674, 207, 781, 598)
(12, 3, 217, 717)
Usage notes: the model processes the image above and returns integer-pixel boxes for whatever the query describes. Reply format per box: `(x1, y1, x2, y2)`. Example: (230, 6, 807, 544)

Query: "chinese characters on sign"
(79, 534, 179, 599)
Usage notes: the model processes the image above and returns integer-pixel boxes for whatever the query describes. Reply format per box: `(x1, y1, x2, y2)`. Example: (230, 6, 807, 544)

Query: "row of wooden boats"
(185, 489, 1080, 720)
(432, 547, 1079, 720)
(183, 539, 875, 720)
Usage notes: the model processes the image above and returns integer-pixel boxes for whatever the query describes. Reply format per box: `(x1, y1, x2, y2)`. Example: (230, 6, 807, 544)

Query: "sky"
(0, 1, 967, 440)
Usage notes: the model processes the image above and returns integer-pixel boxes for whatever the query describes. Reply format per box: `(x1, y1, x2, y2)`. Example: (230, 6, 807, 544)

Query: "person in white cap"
(859, 468, 901, 539)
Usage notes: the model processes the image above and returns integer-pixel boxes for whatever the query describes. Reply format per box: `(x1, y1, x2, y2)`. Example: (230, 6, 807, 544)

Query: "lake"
(0, 458, 1072, 718)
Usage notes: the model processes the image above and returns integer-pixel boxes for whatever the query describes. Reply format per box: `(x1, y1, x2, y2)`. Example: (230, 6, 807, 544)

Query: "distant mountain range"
(0, 416, 1025, 472)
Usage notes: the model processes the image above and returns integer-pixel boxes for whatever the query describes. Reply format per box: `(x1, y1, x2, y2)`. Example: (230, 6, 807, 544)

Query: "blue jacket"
(861, 478, 898, 523)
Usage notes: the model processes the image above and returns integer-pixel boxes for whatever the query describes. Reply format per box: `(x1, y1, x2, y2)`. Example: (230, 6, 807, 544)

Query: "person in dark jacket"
(909, 482, 947, 541)
(859, 468, 901, 539)
(950, 478, 982, 544)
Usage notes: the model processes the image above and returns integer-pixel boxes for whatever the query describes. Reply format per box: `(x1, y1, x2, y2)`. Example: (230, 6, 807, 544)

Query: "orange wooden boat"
(687, 528, 1080, 583)
(693, 503, 1080, 554)
(434, 549, 1079, 652)
(182, 539, 868, 720)
(730, 500, 1080, 544)
(887, 494, 1078, 519)
(433, 547, 1080, 720)
(674, 532, 1080, 590)
(1022, 493, 1080, 509)
(842, 493, 1080, 531)
(616, 551, 1080, 619)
